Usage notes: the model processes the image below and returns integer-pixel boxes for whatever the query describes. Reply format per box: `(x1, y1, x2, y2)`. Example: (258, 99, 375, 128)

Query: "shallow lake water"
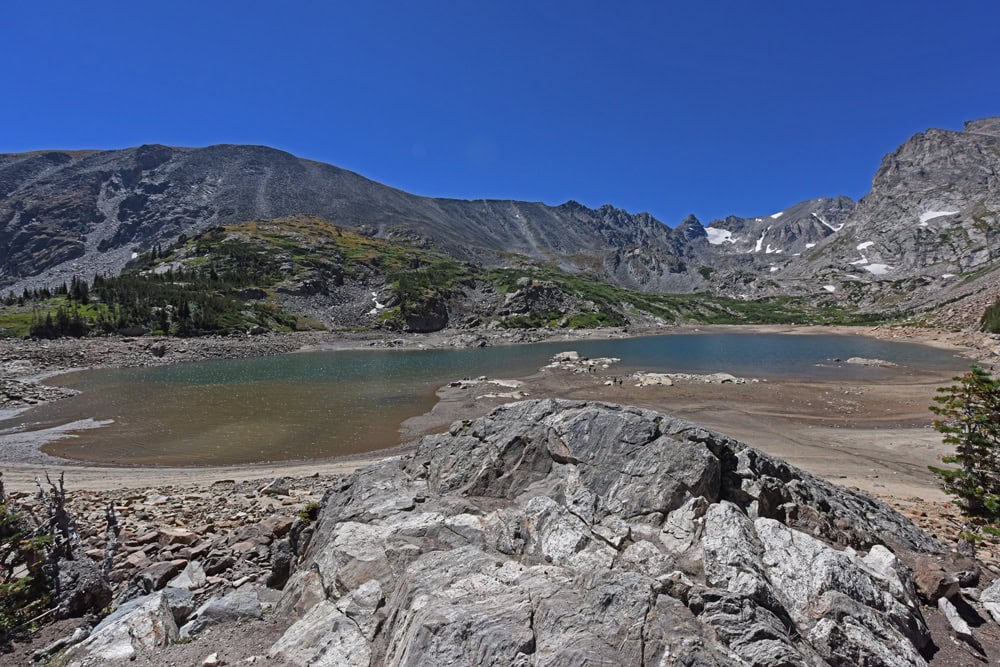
(0, 333, 968, 465)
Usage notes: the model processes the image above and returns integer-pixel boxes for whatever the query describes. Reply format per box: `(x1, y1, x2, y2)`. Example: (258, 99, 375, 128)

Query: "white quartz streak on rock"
(271, 399, 941, 666)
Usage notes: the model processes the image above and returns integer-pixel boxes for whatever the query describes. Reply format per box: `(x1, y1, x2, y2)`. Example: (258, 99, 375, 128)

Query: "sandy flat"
(0, 450, 405, 493)
(401, 362, 963, 503)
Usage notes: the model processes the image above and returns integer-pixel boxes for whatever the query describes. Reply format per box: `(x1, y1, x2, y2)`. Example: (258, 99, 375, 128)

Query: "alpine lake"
(1, 333, 969, 466)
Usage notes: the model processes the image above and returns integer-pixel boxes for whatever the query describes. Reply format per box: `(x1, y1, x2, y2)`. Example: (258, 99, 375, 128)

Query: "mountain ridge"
(3, 117, 1000, 328)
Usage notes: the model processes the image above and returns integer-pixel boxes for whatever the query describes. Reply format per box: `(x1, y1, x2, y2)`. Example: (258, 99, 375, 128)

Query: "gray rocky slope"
(4, 117, 1000, 320)
(266, 399, 945, 666)
(0, 145, 704, 294)
(771, 117, 1000, 311)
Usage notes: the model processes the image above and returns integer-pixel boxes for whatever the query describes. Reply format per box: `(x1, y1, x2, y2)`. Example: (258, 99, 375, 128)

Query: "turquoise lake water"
(0, 333, 968, 465)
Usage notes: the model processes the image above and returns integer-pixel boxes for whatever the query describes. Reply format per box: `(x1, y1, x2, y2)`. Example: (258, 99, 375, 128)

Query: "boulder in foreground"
(276, 399, 945, 666)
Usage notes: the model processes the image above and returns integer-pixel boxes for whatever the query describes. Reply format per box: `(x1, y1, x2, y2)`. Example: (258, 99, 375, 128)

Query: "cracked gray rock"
(275, 399, 943, 666)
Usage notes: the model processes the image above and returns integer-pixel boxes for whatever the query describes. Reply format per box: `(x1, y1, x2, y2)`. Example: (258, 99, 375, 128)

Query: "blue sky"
(5, 1, 998, 224)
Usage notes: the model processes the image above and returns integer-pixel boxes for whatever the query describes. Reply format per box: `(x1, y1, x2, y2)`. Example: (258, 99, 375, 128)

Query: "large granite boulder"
(276, 400, 943, 666)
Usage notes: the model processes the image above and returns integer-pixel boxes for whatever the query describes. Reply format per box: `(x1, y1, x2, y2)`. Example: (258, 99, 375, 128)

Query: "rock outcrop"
(781, 117, 1000, 315)
(275, 399, 944, 665)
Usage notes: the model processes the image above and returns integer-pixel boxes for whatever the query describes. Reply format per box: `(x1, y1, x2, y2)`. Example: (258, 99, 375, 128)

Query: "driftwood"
(102, 502, 120, 578)
(34, 472, 79, 560)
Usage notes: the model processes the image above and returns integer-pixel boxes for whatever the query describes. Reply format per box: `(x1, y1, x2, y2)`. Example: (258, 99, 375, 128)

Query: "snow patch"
(822, 285, 836, 293)
(811, 212, 844, 232)
(769, 266, 779, 273)
(941, 273, 956, 279)
(706, 228, 736, 245)
(863, 263, 892, 276)
(856, 241, 874, 251)
(368, 291, 387, 315)
(849, 257, 869, 265)
(130, 252, 139, 259)
(770, 211, 784, 219)
(919, 210, 959, 224)
(753, 231, 766, 253)
(805, 243, 816, 249)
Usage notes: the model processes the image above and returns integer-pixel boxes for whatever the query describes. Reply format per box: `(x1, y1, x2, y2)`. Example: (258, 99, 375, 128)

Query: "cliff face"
(776, 119, 1000, 313)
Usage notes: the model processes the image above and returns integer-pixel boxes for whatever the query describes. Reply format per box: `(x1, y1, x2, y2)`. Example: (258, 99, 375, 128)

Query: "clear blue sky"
(5, 1, 998, 224)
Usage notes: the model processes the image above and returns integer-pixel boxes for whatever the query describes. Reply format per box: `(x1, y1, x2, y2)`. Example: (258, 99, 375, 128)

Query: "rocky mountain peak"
(2, 116, 1000, 323)
(964, 116, 1000, 137)
(675, 214, 707, 241)
(780, 115, 1000, 310)
(703, 196, 854, 261)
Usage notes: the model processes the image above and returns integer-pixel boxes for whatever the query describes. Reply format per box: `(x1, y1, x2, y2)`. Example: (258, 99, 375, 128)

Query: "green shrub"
(0, 485, 51, 643)
(298, 501, 321, 524)
(929, 366, 1000, 538)
(982, 298, 1000, 333)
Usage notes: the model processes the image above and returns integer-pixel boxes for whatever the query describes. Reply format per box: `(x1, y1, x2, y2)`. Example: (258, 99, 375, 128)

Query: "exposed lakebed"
(0, 333, 968, 466)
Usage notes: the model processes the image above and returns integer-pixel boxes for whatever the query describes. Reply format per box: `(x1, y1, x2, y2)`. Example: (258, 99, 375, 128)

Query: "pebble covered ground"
(883, 493, 1000, 572)
(3, 473, 336, 606)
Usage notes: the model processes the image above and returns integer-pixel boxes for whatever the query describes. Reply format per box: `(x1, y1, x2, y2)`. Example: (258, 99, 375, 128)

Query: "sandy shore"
(0, 451, 403, 493)
(0, 324, 988, 501)
(401, 361, 958, 501)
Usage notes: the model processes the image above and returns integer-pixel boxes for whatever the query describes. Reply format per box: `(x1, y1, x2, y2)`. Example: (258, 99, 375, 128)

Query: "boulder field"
(62, 399, 998, 665)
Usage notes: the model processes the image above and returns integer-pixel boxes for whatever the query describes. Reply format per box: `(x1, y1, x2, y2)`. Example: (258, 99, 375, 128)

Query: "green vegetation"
(929, 366, 1000, 541)
(0, 214, 889, 338)
(982, 297, 1000, 333)
(484, 265, 885, 328)
(0, 309, 37, 338)
(381, 260, 470, 330)
(298, 501, 321, 524)
(0, 481, 51, 643)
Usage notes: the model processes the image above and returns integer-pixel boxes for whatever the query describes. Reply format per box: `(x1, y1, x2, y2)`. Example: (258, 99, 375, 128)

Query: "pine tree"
(929, 365, 1000, 535)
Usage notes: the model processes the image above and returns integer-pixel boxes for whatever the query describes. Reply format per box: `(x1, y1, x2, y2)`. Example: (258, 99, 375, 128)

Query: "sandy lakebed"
(0, 323, 996, 561)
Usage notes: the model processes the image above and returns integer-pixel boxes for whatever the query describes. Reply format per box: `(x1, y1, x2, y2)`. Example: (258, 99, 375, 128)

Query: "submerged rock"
(276, 399, 943, 665)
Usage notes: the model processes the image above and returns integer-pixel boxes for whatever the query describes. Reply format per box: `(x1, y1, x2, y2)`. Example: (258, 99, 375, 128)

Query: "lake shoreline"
(1, 321, 994, 387)
(1, 326, 993, 568)
(0, 324, 981, 467)
(0, 323, 989, 482)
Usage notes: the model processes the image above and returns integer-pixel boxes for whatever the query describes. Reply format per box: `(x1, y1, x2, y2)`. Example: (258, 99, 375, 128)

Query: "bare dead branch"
(102, 502, 120, 578)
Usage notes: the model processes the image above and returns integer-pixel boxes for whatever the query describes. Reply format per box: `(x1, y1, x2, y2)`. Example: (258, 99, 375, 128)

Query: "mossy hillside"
(1, 215, 890, 337)
(0, 294, 118, 338)
(98, 216, 446, 335)
(379, 260, 472, 331)
(0, 217, 459, 337)
(483, 266, 883, 327)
